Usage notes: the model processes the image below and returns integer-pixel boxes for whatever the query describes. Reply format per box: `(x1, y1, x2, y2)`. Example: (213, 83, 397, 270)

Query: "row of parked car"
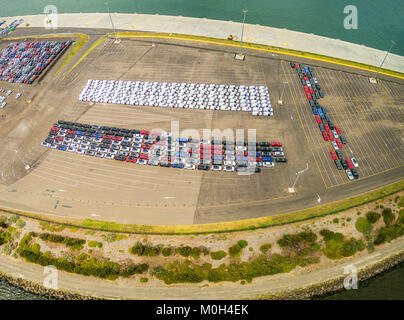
(0, 19, 23, 35)
(0, 41, 70, 83)
(41, 121, 287, 173)
(291, 62, 359, 180)
(0, 88, 21, 109)
(79, 80, 274, 117)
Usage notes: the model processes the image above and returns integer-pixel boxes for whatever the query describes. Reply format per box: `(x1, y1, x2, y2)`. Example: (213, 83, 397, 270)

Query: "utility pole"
(278, 81, 288, 105)
(105, 1, 121, 44)
(234, 9, 248, 61)
(369, 40, 395, 84)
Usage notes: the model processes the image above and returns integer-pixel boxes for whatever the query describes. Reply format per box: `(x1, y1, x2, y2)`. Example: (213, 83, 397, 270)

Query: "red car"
(346, 158, 353, 169)
(142, 144, 151, 149)
(336, 139, 343, 148)
(55, 136, 64, 141)
(140, 130, 150, 135)
(306, 93, 312, 100)
(270, 142, 282, 147)
(112, 136, 122, 141)
(139, 154, 149, 160)
(322, 131, 328, 141)
(50, 126, 59, 132)
(330, 150, 337, 160)
(328, 132, 334, 141)
(315, 115, 322, 124)
(102, 134, 113, 139)
(303, 86, 309, 92)
(324, 124, 330, 133)
(335, 126, 342, 134)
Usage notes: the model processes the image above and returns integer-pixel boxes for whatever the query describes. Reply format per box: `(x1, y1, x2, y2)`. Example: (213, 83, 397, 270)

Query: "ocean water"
(0, 0, 403, 56)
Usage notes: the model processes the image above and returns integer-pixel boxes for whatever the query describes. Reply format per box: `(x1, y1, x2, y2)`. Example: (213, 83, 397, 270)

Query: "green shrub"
(398, 209, 404, 224)
(175, 246, 192, 257)
(140, 277, 148, 283)
(228, 243, 244, 257)
(202, 247, 210, 255)
(374, 224, 404, 245)
(310, 243, 321, 251)
(2, 243, 13, 255)
(0, 230, 11, 245)
(88, 240, 103, 248)
(121, 264, 149, 277)
(7, 214, 19, 224)
(210, 250, 227, 260)
(162, 247, 172, 257)
(15, 220, 26, 228)
(355, 217, 373, 235)
(0, 216, 7, 227)
(259, 244, 272, 254)
(237, 240, 248, 248)
(130, 242, 162, 256)
(277, 231, 317, 254)
(76, 253, 89, 261)
(39, 233, 86, 250)
(333, 218, 339, 224)
(321, 230, 365, 259)
(191, 247, 201, 259)
(382, 208, 395, 225)
(366, 211, 381, 224)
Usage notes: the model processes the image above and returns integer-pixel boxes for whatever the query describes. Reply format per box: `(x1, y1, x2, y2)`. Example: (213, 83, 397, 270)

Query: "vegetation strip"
(115, 32, 404, 80)
(0, 180, 403, 235)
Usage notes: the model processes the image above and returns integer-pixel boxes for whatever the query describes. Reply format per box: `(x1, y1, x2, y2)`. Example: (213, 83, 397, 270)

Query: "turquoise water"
(0, 0, 403, 56)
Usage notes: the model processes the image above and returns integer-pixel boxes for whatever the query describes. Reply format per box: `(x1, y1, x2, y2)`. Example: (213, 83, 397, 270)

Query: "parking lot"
(0, 33, 403, 224)
(282, 61, 404, 188)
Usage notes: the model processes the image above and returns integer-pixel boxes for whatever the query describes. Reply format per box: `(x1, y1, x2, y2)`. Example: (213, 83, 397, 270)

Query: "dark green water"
(0, 0, 403, 56)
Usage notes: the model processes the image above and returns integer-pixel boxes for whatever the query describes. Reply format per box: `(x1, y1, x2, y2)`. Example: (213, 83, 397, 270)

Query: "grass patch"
(130, 242, 163, 257)
(228, 241, 248, 257)
(366, 211, 381, 224)
(259, 244, 272, 254)
(355, 217, 373, 235)
(53, 34, 89, 76)
(88, 240, 103, 248)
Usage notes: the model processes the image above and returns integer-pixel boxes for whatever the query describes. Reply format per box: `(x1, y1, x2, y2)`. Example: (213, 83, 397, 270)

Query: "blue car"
(312, 107, 317, 115)
(92, 133, 102, 138)
(173, 163, 184, 169)
(317, 108, 324, 117)
(57, 145, 66, 151)
(75, 131, 85, 135)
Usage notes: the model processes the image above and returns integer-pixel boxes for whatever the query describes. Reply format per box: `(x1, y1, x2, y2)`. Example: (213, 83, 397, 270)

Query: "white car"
(263, 162, 275, 168)
(185, 164, 196, 170)
(136, 159, 148, 165)
(211, 165, 222, 171)
(223, 165, 235, 172)
(346, 169, 354, 180)
(1, 102, 7, 109)
(41, 142, 50, 147)
(351, 157, 359, 168)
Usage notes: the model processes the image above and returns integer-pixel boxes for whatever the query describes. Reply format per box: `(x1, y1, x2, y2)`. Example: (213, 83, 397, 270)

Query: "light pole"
(234, 9, 248, 60)
(105, 1, 121, 44)
(288, 163, 309, 193)
(369, 40, 395, 84)
(278, 81, 288, 105)
(14, 150, 30, 171)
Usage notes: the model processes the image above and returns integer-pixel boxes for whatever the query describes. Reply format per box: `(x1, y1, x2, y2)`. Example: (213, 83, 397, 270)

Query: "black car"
(198, 164, 210, 170)
(275, 158, 287, 163)
(340, 134, 347, 144)
(341, 159, 348, 170)
(114, 155, 125, 161)
(290, 62, 295, 68)
(334, 159, 342, 170)
(336, 150, 343, 160)
(351, 168, 359, 179)
(255, 167, 261, 173)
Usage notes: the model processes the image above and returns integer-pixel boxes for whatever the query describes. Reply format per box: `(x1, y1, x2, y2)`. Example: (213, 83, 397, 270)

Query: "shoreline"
(1, 13, 403, 73)
(1, 247, 403, 300)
